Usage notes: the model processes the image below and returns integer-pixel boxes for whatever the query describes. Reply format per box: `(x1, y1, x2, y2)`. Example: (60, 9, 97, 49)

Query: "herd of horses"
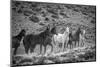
(12, 23, 86, 55)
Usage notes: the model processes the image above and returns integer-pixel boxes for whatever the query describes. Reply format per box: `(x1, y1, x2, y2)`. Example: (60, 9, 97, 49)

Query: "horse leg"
(70, 44, 72, 49)
(69, 41, 71, 49)
(23, 41, 30, 54)
(83, 40, 84, 46)
(50, 44, 53, 53)
(61, 40, 65, 52)
(81, 39, 84, 47)
(62, 42, 64, 52)
(13, 43, 20, 55)
(40, 45, 42, 54)
(13, 47, 18, 55)
(71, 42, 73, 49)
(64, 41, 67, 51)
(67, 41, 69, 48)
(70, 41, 73, 49)
(78, 40, 79, 47)
(44, 45, 47, 55)
(30, 47, 34, 53)
(24, 46, 29, 54)
(81, 40, 83, 47)
(53, 37, 56, 45)
(75, 41, 76, 48)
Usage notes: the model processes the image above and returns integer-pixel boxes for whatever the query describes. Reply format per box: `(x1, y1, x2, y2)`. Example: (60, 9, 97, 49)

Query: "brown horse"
(23, 25, 53, 54)
(67, 27, 82, 48)
(12, 29, 26, 55)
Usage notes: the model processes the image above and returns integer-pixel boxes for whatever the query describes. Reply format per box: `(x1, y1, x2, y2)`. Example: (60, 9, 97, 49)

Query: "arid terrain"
(11, 1, 96, 66)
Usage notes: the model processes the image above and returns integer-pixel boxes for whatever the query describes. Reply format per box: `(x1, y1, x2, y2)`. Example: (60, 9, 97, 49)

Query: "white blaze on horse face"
(83, 30, 86, 34)
(67, 27, 69, 33)
(64, 27, 69, 34)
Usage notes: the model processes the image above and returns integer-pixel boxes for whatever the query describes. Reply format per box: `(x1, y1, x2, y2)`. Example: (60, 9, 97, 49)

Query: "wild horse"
(67, 27, 82, 48)
(53, 27, 70, 51)
(12, 29, 26, 55)
(23, 25, 53, 54)
(80, 29, 86, 46)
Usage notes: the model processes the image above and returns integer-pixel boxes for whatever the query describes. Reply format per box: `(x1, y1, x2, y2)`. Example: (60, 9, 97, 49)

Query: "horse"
(67, 27, 82, 49)
(23, 25, 53, 55)
(50, 24, 57, 35)
(12, 29, 26, 55)
(43, 36, 53, 55)
(80, 29, 86, 46)
(53, 27, 69, 51)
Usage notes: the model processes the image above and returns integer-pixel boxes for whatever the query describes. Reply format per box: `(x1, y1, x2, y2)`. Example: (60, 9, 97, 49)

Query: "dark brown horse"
(23, 25, 53, 54)
(67, 27, 82, 48)
(12, 29, 26, 55)
(43, 36, 53, 54)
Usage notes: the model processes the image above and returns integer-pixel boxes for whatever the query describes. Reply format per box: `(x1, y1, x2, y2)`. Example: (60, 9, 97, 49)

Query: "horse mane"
(13, 29, 26, 40)
(37, 26, 50, 38)
(64, 27, 69, 34)
(51, 26, 57, 35)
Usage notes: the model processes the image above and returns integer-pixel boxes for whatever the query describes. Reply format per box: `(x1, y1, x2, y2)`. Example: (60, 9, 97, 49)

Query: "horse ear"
(67, 27, 70, 31)
(46, 24, 50, 30)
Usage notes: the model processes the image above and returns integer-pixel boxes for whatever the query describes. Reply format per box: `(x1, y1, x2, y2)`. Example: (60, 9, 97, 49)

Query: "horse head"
(83, 30, 86, 34)
(65, 27, 70, 33)
(81, 29, 86, 36)
(44, 24, 51, 36)
(76, 27, 82, 35)
(50, 26, 57, 35)
(19, 29, 26, 37)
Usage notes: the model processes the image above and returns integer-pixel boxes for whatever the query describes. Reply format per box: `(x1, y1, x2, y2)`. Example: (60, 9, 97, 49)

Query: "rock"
(23, 10, 33, 16)
(45, 17, 49, 21)
(51, 15, 59, 19)
(29, 15, 40, 23)
(47, 9, 58, 15)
